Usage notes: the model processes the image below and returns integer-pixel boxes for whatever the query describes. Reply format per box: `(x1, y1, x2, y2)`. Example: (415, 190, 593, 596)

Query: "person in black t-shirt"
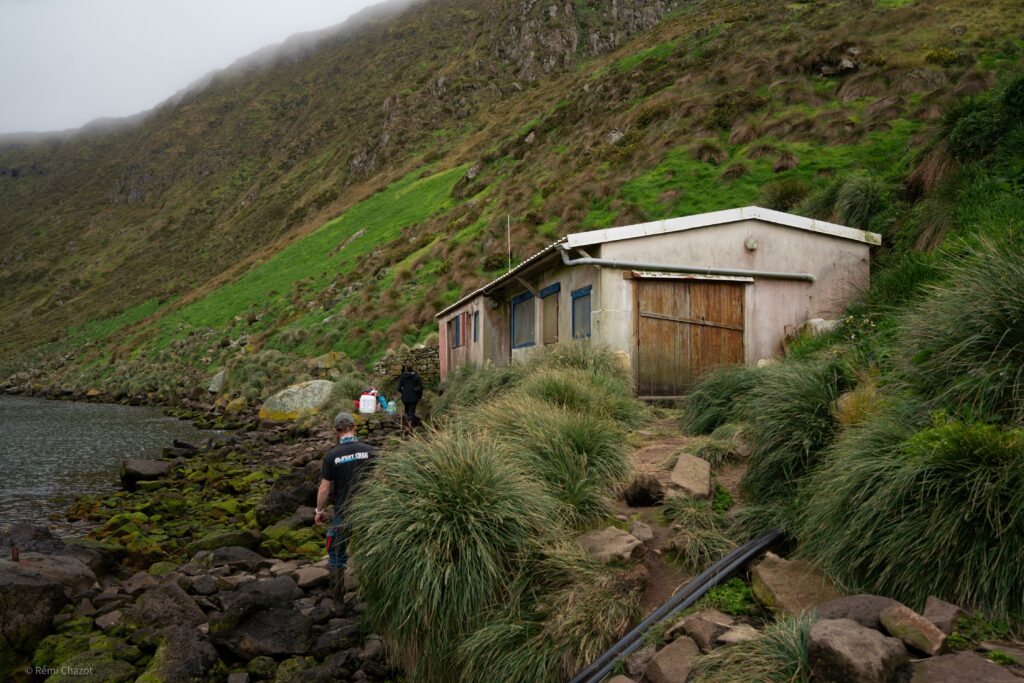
(397, 364, 424, 426)
(314, 411, 377, 594)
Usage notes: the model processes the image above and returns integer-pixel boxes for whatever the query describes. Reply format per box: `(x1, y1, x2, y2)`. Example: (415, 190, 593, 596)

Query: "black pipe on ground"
(569, 528, 784, 683)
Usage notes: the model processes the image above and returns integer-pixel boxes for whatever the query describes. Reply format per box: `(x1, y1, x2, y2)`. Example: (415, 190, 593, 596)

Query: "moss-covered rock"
(42, 650, 136, 683)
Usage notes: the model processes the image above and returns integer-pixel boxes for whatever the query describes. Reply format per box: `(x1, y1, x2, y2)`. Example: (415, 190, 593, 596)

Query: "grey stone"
(13, 552, 96, 596)
(227, 673, 251, 683)
(717, 624, 761, 645)
(0, 560, 66, 663)
(122, 570, 158, 595)
(979, 641, 1024, 666)
(259, 380, 335, 422)
(751, 552, 840, 616)
(236, 575, 303, 603)
(625, 643, 655, 677)
(629, 521, 655, 544)
(95, 609, 123, 631)
(808, 618, 909, 683)
(606, 677, 637, 683)
(910, 652, 1019, 682)
(578, 527, 643, 563)
(190, 575, 218, 596)
(294, 566, 329, 590)
(120, 458, 172, 490)
(678, 608, 734, 653)
(127, 582, 206, 629)
(201, 545, 269, 571)
(213, 607, 314, 658)
(208, 369, 227, 394)
(669, 453, 711, 499)
(137, 625, 219, 683)
(880, 604, 947, 656)
(922, 596, 966, 635)
(816, 594, 904, 630)
(645, 636, 699, 683)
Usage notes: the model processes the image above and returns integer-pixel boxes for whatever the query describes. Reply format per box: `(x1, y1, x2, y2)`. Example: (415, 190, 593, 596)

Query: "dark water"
(0, 395, 203, 530)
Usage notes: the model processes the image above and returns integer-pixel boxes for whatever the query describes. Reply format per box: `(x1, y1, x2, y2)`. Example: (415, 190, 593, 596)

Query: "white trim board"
(566, 206, 882, 248)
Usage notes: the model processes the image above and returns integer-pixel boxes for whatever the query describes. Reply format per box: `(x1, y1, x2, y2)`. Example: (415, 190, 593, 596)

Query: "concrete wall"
(597, 218, 871, 365)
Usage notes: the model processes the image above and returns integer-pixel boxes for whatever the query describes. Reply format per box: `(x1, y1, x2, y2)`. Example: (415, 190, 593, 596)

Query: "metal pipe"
(569, 528, 784, 683)
(558, 246, 816, 282)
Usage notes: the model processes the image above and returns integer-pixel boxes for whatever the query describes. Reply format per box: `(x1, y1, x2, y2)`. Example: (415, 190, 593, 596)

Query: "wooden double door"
(636, 278, 746, 397)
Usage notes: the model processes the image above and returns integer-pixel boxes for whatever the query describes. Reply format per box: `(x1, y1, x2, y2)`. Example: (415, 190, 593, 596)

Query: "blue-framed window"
(511, 291, 536, 349)
(540, 283, 560, 345)
(473, 311, 479, 343)
(571, 285, 592, 339)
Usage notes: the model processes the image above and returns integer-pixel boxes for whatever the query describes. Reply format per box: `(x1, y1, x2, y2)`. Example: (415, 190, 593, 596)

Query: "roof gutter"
(558, 246, 816, 282)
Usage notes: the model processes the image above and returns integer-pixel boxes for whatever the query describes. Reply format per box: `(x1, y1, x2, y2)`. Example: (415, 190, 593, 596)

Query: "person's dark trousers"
(404, 400, 418, 425)
(326, 512, 347, 570)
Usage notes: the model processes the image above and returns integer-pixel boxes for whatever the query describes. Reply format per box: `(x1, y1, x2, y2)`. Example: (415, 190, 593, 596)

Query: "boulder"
(42, 649, 136, 683)
(186, 528, 261, 555)
(213, 607, 314, 658)
(808, 618, 909, 683)
(122, 570, 158, 595)
(198, 545, 270, 572)
(312, 618, 360, 658)
(645, 636, 700, 683)
(669, 453, 711, 499)
(606, 677, 637, 683)
(910, 652, 1019, 682)
(137, 625, 219, 683)
(629, 521, 655, 544)
(579, 527, 643, 563)
(256, 469, 319, 527)
(0, 561, 66, 676)
(880, 604, 947, 656)
(14, 552, 96, 596)
(120, 458, 172, 490)
(95, 609, 123, 631)
(126, 582, 206, 629)
(294, 566, 329, 590)
(816, 594, 905, 631)
(0, 523, 66, 554)
(623, 473, 665, 506)
(208, 369, 227, 394)
(750, 552, 840, 616)
(922, 596, 966, 635)
(237, 576, 304, 603)
(676, 608, 734, 653)
(258, 380, 335, 422)
(625, 644, 656, 678)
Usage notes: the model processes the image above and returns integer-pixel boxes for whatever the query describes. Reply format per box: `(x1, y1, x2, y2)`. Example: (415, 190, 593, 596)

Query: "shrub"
(515, 367, 646, 429)
(798, 412, 1024, 616)
(347, 428, 561, 680)
(690, 613, 813, 683)
(679, 365, 760, 435)
(475, 396, 630, 523)
(433, 360, 525, 416)
(900, 239, 1024, 424)
(739, 358, 847, 505)
(947, 102, 1004, 162)
(760, 178, 812, 212)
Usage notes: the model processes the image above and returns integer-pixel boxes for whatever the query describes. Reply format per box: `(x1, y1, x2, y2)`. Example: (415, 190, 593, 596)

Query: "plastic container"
(359, 394, 378, 414)
(386, 400, 398, 414)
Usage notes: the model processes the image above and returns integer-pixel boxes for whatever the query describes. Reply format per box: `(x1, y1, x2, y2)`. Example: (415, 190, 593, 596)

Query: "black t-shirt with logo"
(321, 437, 378, 511)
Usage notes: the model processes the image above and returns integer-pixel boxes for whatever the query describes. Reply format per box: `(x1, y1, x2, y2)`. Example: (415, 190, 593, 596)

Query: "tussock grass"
(739, 358, 847, 505)
(524, 340, 633, 389)
(798, 409, 1024, 616)
(475, 396, 630, 523)
(347, 428, 560, 679)
(901, 239, 1024, 424)
(689, 613, 813, 683)
(662, 495, 735, 573)
(433, 360, 525, 416)
(679, 365, 760, 435)
(515, 367, 646, 428)
(663, 494, 721, 530)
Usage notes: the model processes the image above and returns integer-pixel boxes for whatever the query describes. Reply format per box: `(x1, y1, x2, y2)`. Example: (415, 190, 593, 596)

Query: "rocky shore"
(0, 391, 404, 682)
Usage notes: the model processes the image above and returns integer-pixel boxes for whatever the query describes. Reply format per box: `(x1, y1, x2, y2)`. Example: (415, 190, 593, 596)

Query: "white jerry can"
(358, 394, 378, 414)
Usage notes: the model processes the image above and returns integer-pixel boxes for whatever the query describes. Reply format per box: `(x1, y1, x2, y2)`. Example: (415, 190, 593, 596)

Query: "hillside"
(1, 0, 1023, 399)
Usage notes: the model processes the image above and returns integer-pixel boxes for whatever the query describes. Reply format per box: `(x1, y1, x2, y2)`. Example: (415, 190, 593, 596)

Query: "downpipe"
(558, 246, 816, 282)
(568, 528, 784, 683)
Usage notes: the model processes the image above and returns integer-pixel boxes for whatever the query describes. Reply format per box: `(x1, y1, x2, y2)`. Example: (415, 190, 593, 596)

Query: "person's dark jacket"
(398, 371, 424, 404)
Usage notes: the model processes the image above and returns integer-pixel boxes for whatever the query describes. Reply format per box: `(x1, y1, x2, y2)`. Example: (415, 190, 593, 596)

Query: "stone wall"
(373, 346, 440, 388)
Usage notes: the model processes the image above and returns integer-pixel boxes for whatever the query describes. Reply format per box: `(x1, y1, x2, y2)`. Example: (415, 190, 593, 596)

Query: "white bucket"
(358, 394, 378, 414)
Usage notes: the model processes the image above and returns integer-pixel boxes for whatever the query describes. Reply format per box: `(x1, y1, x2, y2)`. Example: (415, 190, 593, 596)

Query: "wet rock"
(119, 458, 172, 490)
(910, 652, 1019, 682)
(190, 575, 219, 596)
(14, 552, 96, 596)
(979, 641, 1024, 666)
(880, 604, 947, 656)
(607, 677, 638, 683)
(256, 469, 319, 527)
(0, 561, 66, 675)
(137, 625, 219, 683)
(645, 635, 699, 683)
(579, 527, 643, 563)
(669, 453, 711, 499)
(808, 618, 909, 683)
(0, 523, 66, 554)
(816, 594, 904, 631)
(213, 607, 314, 658)
(750, 552, 840, 616)
(127, 581, 206, 629)
(313, 618, 360, 658)
(623, 473, 665, 506)
(247, 655, 277, 679)
(922, 596, 965, 635)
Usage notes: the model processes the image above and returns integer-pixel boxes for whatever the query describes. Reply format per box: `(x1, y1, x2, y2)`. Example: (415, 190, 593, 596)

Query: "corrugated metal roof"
(435, 237, 566, 318)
